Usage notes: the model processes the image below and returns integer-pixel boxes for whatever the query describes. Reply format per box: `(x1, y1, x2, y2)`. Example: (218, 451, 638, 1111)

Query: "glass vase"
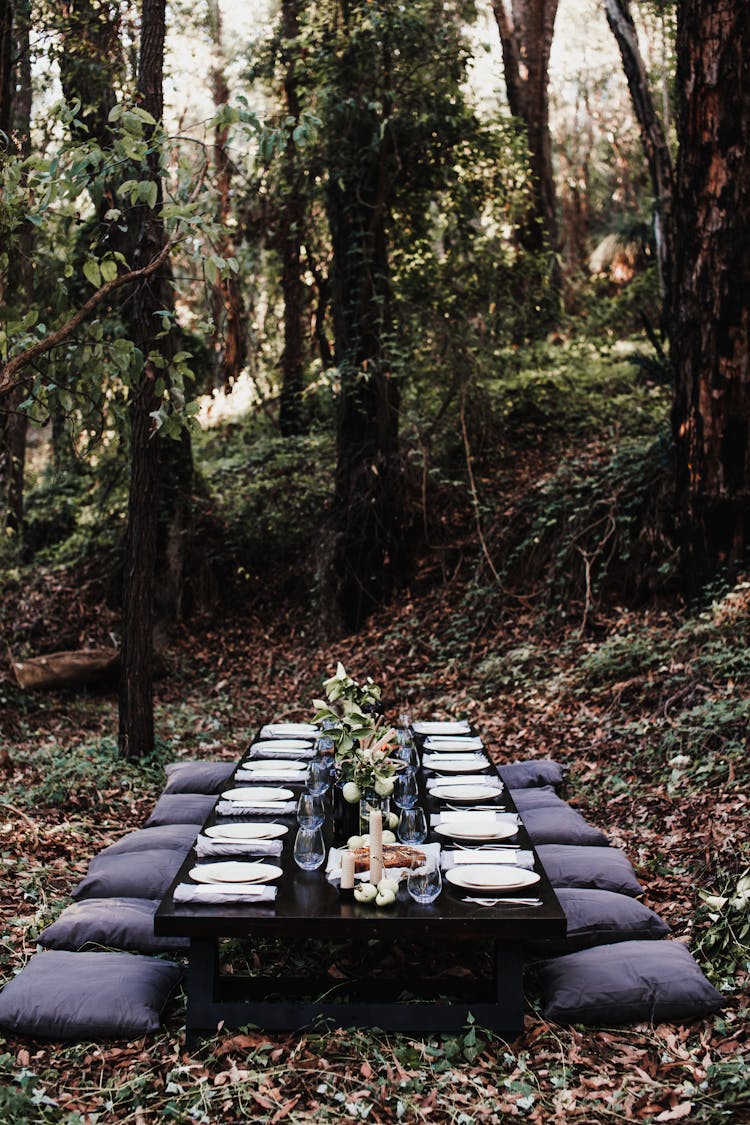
(359, 790, 391, 835)
(331, 783, 360, 846)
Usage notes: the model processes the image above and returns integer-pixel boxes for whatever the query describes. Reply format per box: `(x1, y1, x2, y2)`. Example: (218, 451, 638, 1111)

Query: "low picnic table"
(155, 726, 565, 1038)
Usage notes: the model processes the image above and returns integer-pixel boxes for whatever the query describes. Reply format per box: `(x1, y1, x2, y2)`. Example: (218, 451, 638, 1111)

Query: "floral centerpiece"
(313, 663, 401, 805)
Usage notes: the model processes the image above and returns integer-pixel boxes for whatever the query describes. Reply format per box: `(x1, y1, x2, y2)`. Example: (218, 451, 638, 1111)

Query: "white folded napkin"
(326, 842, 442, 883)
(260, 724, 319, 739)
(423, 753, 491, 768)
(245, 745, 316, 760)
(441, 849, 534, 871)
(413, 720, 471, 735)
(431, 810, 520, 830)
(423, 736, 485, 752)
(173, 883, 278, 904)
(216, 800, 296, 817)
(426, 775, 503, 791)
(194, 835, 284, 858)
(235, 768, 307, 784)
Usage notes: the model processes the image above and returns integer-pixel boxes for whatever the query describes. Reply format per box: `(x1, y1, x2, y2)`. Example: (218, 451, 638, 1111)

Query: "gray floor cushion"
(163, 760, 236, 794)
(511, 787, 568, 812)
(538, 940, 723, 1026)
(73, 849, 187, 901)
(97, 824, 199, 857)
(533, 889, 671, 954)
(0, 951, 181, 1039)
(521, 806, 608, 847)
(38, 898, 189, 954)
(536, 844, 644, 897)
(144, 792, 216, 828)
(498, 759, 566, 789)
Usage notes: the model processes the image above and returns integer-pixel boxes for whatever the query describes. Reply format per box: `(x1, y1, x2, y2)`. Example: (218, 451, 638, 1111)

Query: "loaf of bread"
(351, 844, 426, 874)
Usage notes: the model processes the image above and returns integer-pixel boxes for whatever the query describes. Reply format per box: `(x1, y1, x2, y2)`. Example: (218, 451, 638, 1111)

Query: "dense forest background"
(0, 0, 749, 1121)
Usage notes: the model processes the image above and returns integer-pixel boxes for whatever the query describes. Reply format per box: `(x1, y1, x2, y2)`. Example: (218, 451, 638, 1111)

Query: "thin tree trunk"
(604, 0, 674, 307)
(118, 0, 169, 759)
(278, 0, 306, 435)
(671, 0, 750, 589)
(0, 0, 13, 143)
(207, 0, 247, 391)
(58, 0, 120, 150)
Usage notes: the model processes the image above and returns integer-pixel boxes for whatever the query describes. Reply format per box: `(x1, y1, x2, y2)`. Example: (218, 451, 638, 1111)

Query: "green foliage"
(694, 872, 750, 990)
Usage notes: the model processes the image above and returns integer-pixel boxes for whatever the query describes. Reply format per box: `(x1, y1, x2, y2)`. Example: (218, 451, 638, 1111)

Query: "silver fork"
(451, 842, 520, 851)
(462, 896, 542, 907)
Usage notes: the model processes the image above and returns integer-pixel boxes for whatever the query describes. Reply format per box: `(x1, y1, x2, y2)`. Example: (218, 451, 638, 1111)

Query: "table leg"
(185, 937, 220, 1043)
(493, 942, 524, 1034)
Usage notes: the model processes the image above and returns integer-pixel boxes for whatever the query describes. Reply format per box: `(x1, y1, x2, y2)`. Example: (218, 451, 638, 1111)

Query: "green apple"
(375, 888, 396, 907)
(377, 877, 399, 895)
(354, 882, 378, 903)
(387, 812, 399, 830)
(360, 834, 370, 847)
(382, 830, 397, 845)
(346, 835, 365, 850)
(374, 777, 394, 797)
(342, 781, 361, 803)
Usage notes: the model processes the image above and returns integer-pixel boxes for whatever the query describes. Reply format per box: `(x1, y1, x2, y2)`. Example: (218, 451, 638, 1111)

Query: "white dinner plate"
(430, 783, 500, 801)
(434, 820, 519, 842)
(413, 721, 471, 735)
(189, 861, 283, 885)
(251, 739, 313, 752)
(204, 823, 288, 841)
(423, 737, 485, 752)
(446, 865, 540, 892)
(242, 760, 308, 773)
(221, 786, 294, 802)
(428, 759, 491, 774)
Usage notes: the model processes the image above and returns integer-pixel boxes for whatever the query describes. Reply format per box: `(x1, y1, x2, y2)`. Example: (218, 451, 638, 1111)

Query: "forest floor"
(1, 550, 749, 1124)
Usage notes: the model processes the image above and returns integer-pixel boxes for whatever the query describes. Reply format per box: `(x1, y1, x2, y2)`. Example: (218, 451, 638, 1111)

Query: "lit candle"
(369, 809, 383, 885)
(341, 850, 355, 892)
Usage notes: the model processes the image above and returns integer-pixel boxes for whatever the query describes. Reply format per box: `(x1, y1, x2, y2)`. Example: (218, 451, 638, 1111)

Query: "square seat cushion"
(538, 940, 723, 1026)
(511, 787, 569, 812)
(97, 823, 199, 858)
(163, 760, 236, 795)
(536, 845, 643, 898)
(498, 759, 566, 790)
(0, 951, 181, 1039)
(144, 792, 217, 828)
(72, 849, 187, 902)
(521, 806, 608, 847)
(38, 898, 188, 954)
(533, 889, 671, 954)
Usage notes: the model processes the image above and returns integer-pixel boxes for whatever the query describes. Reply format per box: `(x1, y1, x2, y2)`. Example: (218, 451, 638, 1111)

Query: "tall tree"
(491, 0, 559, 254)
(118, 0, 172, 758)
(671, 0, 750, 590)
(207, 0, 247, 391)
(0, 0, 31, 536)
(603, 0, 674, 308)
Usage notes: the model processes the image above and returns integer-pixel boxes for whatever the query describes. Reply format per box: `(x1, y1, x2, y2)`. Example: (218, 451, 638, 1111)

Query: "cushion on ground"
(538, 940, 723, 1025)
(0, 950, 181, 1039)
(163, 760, 235, 794)
(38, 898, 189, 954)
(511, 787, 569, 812)
(144, 792, 216, 828)
(521, 806, 608, 847)
(97, 824, 199, 857)
(72, 849, 187, 901)
(535, 844, 643, 897)
(498, 759, 566, 790)
(533, 889, 670, 954)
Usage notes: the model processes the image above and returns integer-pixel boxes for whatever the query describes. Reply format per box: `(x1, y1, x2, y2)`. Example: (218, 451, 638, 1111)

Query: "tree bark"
(491, 0, 559, 254)
(58, 0, 121, 151)
(0, 0, 13, 143)
(207, 0, 247, 392)
(604, 0, 674, 307)
(278, 0, 306, 435)
(118, 0, 169, 759)
(671, 0, 750, 589)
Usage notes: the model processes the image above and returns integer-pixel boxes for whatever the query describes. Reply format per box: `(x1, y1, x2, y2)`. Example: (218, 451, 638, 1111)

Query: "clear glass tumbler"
(293, 826, 326, 870)
(398, 807, 427, 844)
(407, 853, 442, 903)
(297, 792, 325, 829)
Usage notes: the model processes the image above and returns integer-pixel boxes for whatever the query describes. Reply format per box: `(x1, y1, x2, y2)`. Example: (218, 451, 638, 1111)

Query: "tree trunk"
(118, 0, 169, 759)
(671, 0, 750, 590)
(604, 0, 674, 308)
(207, 0, 247, 392)
(0, 0, 31, 536)
(326, 165, 402, 632)
(278, 0, 306, 436)
(491, 0, 559, 254)
(0, 0, 13, 143)
(58, 0, 120, 150)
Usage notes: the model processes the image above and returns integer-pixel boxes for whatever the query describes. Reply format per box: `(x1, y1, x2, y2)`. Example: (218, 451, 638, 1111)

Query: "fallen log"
(12, 648, 120, 691)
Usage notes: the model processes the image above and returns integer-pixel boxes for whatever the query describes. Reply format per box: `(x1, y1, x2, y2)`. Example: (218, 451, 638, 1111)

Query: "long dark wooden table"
(155, 731, 565, 1039)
